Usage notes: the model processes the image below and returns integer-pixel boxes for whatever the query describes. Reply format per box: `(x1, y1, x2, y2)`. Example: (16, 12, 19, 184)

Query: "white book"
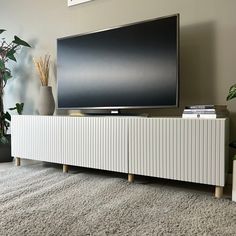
(183, 109, 216, 114)
(182, 113, 223, 119)
(185, 105, 227, 110)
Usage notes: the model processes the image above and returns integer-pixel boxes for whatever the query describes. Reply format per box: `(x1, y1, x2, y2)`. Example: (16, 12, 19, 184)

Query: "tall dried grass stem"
(33, 55, 50, 86)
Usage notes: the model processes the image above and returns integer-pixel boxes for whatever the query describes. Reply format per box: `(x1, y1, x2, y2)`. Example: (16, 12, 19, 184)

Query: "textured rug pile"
(0, 163, 236, 235)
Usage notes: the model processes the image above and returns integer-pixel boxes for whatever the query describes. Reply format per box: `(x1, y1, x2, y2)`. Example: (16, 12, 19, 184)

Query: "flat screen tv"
(57, 14, 179, 111)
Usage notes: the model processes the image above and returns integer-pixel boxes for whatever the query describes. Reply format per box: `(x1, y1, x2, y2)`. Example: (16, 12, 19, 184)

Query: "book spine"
(185, 105, 227, 110)
(183, 110, 216, 114)
(182, 114, 217, 118)
(185, 105, 214, 109)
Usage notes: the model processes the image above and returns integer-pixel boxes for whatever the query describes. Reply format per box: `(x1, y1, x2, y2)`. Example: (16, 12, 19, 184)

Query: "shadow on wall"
(128, 21, 217, 117)
(6, 38, 39, 115)
(6, 38, 59, 116)
(180, 21, 216, 107)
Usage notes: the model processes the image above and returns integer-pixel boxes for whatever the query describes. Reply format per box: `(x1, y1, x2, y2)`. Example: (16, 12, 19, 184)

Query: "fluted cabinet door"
(129, 118, 228, 186)
(11, 115, 228, 186)
(11, 115, 62, 163)
(60, 117, 128, 173)
(11, 115, 128, 173)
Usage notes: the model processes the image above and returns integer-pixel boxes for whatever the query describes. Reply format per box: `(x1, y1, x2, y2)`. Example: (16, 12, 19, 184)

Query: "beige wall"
(1, 0, 236, 129)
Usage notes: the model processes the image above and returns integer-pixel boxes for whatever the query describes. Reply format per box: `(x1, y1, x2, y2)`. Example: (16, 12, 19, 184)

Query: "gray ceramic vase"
(38, 86, 55, 115)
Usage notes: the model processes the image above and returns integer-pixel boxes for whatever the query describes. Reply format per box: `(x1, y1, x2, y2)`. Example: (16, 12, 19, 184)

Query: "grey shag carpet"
(0, 163, 236, 236)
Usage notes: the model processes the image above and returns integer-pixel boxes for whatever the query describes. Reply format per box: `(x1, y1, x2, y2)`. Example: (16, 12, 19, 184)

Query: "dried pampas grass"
(33, 55, 50, 86)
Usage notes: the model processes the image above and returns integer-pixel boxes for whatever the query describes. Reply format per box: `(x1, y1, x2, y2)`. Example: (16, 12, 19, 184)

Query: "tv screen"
(57, 14, 179, 110)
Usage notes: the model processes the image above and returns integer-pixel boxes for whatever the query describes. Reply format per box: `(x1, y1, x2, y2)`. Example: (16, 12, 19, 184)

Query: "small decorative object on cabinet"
(33, 55, 55, 115)
(0, 29, 30, 162)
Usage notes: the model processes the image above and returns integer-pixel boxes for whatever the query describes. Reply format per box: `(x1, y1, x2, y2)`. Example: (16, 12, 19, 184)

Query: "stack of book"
(182, 105, 229, 118)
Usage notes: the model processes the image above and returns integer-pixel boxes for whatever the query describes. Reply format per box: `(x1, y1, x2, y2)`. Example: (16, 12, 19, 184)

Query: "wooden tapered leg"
(215, 186, 223, 199)
(128, 174, 134, 183)
(63, 164, 69, 173)
(15, 157, 21, 166)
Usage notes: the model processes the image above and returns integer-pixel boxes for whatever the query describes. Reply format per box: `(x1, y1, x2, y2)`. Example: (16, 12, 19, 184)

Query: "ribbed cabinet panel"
(129, 118, 227, 186)
(60, 117, 128, 173)
(11, 116, 128, 173)
(12, 116, 227, 186)
(11, 116, 62, 163)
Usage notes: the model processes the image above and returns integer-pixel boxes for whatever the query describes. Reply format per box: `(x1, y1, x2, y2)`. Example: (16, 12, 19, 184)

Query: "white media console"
(11, 115, 229, 198)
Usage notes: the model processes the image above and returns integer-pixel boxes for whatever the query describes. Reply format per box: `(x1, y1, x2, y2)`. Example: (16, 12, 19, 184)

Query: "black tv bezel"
(57, 13, 180, 111)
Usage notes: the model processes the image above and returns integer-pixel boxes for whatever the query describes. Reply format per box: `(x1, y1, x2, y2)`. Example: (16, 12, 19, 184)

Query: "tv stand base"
(11, 115, 228, 200)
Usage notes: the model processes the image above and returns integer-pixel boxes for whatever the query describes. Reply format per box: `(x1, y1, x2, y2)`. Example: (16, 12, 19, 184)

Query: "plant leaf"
(0, 47, 4, 53)
(9, 103, 24, 115)
(3, 120, 10, 131)
(227, 84, 236, 101)
(12, 36, 31, 47)
(2, 71, 12, 83)
(0, 29, 6, 34)
(0, 59, 4, 70)
(16, 103, 24, 115)
(6, 48, 17, 62)
(0, 135, 8, 144)
(4, 111, 11, 121)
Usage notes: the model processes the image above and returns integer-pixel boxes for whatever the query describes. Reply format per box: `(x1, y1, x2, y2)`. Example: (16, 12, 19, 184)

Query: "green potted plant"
(227, 84, 236, 151)
(0, 29, 31, 162)
(226, 84, 236, 201)
(226, 84, 236, 154)
(227, 84, 236, 101)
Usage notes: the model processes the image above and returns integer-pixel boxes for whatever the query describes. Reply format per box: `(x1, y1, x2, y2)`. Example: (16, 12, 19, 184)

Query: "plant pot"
(38, 86, 55, 115)
(0, 135, 13, 162)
